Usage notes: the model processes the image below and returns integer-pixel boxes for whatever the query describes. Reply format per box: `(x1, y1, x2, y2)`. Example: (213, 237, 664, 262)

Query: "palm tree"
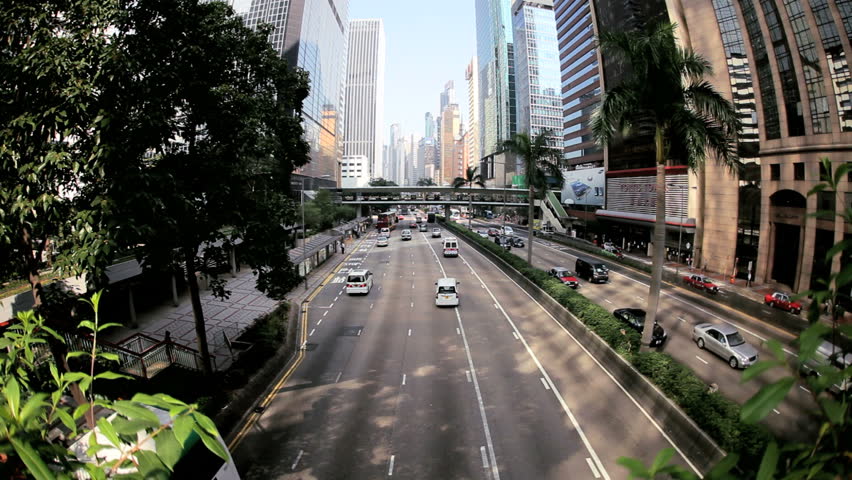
(591, 22, 740, 351)
(452, 165, 485, 230)
(416, 177, 436, 186)
(501, 131, 564, 265)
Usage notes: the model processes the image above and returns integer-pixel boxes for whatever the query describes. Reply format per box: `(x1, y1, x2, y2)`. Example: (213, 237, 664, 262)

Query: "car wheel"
(769, 301, 775, 308)
(697, 338, 705, 349)
(792, 308, 800, 315)
(729, 357, 738, 369)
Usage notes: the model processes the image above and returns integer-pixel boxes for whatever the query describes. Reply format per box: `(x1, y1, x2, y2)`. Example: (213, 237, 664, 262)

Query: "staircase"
(56, 332, 215, 379)
(537, 191, 571, 234)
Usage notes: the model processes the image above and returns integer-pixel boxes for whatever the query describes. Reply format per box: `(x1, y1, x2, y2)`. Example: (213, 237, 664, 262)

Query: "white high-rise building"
(343, 19, 386, 180)
(340, 155, 370, 187)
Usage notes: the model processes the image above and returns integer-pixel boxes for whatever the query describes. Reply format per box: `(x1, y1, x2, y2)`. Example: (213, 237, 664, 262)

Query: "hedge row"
(443, 221, 771, 469)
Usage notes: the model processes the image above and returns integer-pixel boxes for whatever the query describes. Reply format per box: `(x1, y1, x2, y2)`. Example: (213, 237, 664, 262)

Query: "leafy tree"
(101, 0, 310, 374)
(416, 177, 436, 186)
(501, 131, 564, 265)
(591, 22, 740, 351)
(0, 296, 228, 479)
(452, 166, 485, 230)
(369, 177, 398, 187)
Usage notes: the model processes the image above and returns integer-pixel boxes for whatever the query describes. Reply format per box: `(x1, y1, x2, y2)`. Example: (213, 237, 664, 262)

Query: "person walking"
(341, 242, 345, 255)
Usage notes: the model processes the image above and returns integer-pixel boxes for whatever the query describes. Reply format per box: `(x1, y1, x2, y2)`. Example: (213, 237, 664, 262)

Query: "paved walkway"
(103, 237, 355, 370)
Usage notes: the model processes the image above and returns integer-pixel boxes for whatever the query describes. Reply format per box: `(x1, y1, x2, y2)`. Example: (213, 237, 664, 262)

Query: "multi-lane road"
(470, 219, 817, 439)
(232, 219, 703, 479)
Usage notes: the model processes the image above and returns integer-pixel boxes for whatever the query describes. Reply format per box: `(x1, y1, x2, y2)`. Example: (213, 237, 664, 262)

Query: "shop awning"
(595, 209, 696, 232)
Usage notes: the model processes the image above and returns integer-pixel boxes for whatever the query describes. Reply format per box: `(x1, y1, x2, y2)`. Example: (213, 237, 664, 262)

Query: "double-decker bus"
(376, 211, 397, 230)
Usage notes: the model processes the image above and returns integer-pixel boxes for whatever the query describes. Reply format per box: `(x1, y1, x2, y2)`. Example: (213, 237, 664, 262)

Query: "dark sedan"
(612, 308, 667, 347)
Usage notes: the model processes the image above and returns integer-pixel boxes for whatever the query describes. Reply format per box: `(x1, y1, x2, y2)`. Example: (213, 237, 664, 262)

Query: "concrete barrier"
(454, 229, 726, 474)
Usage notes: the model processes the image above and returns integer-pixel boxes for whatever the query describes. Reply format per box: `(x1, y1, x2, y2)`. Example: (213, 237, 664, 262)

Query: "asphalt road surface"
(470, 219, 817, 440)
(232, 221, 701, 479)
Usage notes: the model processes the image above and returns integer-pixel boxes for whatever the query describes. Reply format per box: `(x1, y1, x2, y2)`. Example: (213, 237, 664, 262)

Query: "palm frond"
(684, 80, 741, 137)
(451, 177, 466, 188)
(591, 85, 638, 145)
(679, 48, 712, 80)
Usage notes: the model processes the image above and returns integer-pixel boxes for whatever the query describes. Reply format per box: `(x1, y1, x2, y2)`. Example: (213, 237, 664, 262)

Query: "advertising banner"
(560, 168, 605, 206)
(606, 173, 688, 218)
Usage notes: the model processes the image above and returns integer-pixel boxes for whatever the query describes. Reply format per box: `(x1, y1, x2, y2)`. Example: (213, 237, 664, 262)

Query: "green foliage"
(0, 295, 227, 478)
(369, 178, 398, 186)
(416, 178, 436, 186)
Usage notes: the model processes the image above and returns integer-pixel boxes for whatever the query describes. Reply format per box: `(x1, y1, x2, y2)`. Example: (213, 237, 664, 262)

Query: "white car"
(500, 226, 514, 237)
(435, 277, 459, 306)
(401, 229, 412, 240)
(377, 236, 389, 247)
(432, 228, 441, 238)
(345, 269, 373, 295)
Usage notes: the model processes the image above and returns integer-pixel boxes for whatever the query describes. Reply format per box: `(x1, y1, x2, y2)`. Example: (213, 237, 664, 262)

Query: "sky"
(233, 0, 477, 143)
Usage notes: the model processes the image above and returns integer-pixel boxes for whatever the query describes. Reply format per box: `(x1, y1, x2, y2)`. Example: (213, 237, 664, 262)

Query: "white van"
(345, 269, 373, 295)
(500, 226, 514, 237)
(380, 227, 390, 236)
(435, 277, 459, 306)
(442, 237, 459, 257)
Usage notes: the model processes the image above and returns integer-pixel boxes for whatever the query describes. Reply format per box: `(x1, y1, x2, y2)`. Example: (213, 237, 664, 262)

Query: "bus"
(376, 211, 397, 230)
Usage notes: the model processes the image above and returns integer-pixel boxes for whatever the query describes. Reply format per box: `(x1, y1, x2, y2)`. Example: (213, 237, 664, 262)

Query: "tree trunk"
(183, 246, 214, 375)
(527, 185, 535, 265)
(22, 225, 93, 427)
(643, 126, 667, 352)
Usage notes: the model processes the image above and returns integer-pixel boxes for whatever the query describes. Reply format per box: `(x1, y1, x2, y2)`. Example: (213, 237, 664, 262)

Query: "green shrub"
(443, 220, 772, 468)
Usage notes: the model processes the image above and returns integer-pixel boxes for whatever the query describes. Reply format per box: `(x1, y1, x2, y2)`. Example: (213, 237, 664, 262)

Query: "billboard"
(606, 173, 688, 218)
(561, 168, 605, 206)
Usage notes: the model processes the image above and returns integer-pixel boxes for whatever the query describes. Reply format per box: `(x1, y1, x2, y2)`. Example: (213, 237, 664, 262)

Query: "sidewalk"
(103, 237, 356, 370)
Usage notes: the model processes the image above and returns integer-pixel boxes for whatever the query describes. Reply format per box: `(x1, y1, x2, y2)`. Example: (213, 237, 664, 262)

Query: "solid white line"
(323, 311, 328, 317)
(402, 374, 406, 385)
(309, 329, 315, 337)
(695, 356, 709, 365)
(512, 332, 519, 340)
(678, 316, 686, 323)
(603, 299, 612, 304)
(459, 255, 607, 480)
(291, 449, 304, 470)
(773, 409, 781, 415)
(335, 372, 342, 383)
(465, 370, 472, 382)
(481, 284, 485, 288)
(494, 304, 499, 309)
(408, 328, 412, 336)
(799, 385, 811, 394)
(460, 244, 700, 477)
(480, 446, 489, 468)
(540, 377, 551, 390)
(388, 455, 395, 476)
(456, 328, 461, 335)
(586, 457, 602, 479)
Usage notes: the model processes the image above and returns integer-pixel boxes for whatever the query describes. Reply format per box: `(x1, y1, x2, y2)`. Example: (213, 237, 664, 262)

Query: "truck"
(427, 212, 436, 223)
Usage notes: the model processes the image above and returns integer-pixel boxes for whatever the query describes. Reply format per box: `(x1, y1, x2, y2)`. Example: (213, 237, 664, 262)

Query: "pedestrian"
(341, 242, 345, 255)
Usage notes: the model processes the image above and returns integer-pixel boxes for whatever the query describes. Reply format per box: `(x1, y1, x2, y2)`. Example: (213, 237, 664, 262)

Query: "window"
(794, 162, 805, 180)
(817, 190, 836, 215)
(819, 161, 829, 181)
(770, 164, 781, 180)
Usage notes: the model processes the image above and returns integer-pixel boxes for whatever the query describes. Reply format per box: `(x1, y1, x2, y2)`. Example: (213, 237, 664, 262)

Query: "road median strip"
(443, 220, 773, 475)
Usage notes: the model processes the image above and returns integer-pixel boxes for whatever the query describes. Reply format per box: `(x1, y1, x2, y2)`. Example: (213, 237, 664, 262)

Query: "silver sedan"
(693, 322, 759, 369)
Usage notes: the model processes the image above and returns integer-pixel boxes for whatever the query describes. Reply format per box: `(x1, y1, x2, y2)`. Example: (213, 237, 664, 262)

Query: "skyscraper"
(553, 0, 602, 167)
(476, 0, 516, 159)
(466, 57, 481, 169)
(512, 0, 562, 149)
(418, 137, 437, 183)
(425, 112, 435, 139)
(388, 123, 402, 184)
(440, 103, 461, 184)
(245, 0, 350, 183)
(344, 19, 386, 179)
(436, 81, 456, 177)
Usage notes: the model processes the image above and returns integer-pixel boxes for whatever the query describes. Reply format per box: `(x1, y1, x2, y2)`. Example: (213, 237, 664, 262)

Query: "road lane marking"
(370, 303, 374, 309)
(383, 272, 386, 276)
(678, 316, 686, 323)
(456, 328, 461, 335)
(494, 304, 499, 309)
(388, 455, 395, 476)
(586, 458, 602, 479)
(459, 255, 607, 480)
(291, 449, 304, 470)
(480, 446, 489, 468)
(329, 303, 334, 308)
(773, 409, 781, 415)
(408, 328, 412, 336)
(334, 296, 339, 302)
(799, 386, 811, 394)
(512, 332, 519, 340)
(323, 311, 328, 317)
(465, 370, 472, 382)
(459, 244, 699, 477)
(317, 319, 322, 325)
(402, 374, 407, 385)
(695, 356, 709, 365)
(410, 302, 414, 308)
(309, 329, 315, 337)
(357, 329, 362, 336)
(335, 372, 342, 383)
(604, 299, 612, 304)
(540, 377, 551, 390)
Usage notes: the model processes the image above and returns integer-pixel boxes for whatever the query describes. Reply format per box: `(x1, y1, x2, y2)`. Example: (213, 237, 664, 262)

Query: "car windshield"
(701, 277, 712, 283)
(726, 332, 745, 346)
(555, 270, 570, 276)
(378, 236, 387, 240)
(594, 265, 607, 272)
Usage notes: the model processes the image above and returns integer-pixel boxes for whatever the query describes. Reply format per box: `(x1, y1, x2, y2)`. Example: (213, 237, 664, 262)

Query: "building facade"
(466, 57, 482, 172)
(476, 0, 517, 160)
(387, 123, 403, 184)
(553, 0, 603, 168)
(340, 155, 370, 187)
(511, 0, 563, 149)
(245, 0, 350, 183)
(670, 0, 852, 293)
(343, 19, 385, 180)
(418, 137, 438, 184)
(440, 103, 462, 184)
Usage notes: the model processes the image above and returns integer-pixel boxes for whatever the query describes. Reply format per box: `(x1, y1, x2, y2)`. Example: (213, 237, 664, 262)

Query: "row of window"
(769, 161, 852, 181)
